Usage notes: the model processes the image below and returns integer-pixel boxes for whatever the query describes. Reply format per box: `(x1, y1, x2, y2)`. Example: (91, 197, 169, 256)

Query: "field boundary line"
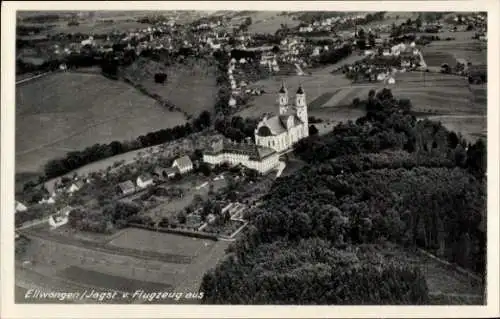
(20, 230, 194, 264)
(417, 248, 482, 282)
(16, 71, 55, 85)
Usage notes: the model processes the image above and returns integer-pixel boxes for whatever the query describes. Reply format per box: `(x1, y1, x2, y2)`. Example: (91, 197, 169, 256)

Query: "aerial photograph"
(14, 10, 487, 305)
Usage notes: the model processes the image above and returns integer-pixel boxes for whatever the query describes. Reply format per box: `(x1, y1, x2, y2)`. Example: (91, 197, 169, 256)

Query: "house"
(186, 213, 203, 226)
(229, 96, 237, 107)
(15, 201, 28, 213)
(38, 196, 55, 205)
(118, 180, 136, 195)
(206, 213, 217, 224)
(154, 167, 179, 179)
(48, 206, 73, 229)
(68, 180, 85, 194)
(377, 73, 387, 81)
(136, 173, 154, 189)
(172, 155, 194, 174)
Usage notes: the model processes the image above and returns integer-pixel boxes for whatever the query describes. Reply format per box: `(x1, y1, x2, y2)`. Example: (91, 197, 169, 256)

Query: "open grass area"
(245, 12, 300, 34)
(108, 228, 215, 257)
(122, 58, 219, 117)
(16, 72, 186, 174)
(16, 227, 230, 303)
(422, 51, 458, 68)
(241, 64, 485, 142)
(421, 36, 486, 66)
(59, 265, 172, 292)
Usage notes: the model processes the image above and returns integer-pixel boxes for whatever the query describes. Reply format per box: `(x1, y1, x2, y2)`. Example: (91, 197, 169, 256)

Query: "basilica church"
(254, 82, 309, 153)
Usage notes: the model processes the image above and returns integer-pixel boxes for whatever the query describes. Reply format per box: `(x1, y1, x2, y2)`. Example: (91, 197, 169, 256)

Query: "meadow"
(16, 227, 230, 303)
(421, 36, 486, 66)
(108, 228, 215, 259)
(122, 58, 219, 118)
(238, 65, 486, 142)
(244, 12, 300, 34)
(16, 72, 186, 174)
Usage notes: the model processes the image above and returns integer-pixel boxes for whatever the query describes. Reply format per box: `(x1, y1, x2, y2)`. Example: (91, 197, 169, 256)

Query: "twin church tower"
(254, 81, 309, 153)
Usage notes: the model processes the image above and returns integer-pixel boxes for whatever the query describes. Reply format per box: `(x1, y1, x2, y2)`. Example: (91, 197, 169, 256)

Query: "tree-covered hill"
(200, 88, 486, 304)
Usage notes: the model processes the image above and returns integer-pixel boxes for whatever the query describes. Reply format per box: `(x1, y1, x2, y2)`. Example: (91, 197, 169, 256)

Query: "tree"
(154, 72, 167, 84)
(309, 125, 319, 136)
(467, 139, 486, 177)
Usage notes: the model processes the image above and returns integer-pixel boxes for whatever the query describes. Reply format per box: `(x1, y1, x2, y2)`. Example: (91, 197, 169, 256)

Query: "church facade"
(254, 82, 309, 153)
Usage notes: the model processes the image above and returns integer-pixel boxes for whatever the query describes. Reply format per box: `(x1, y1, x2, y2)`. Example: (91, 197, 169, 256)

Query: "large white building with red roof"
(254, 82, 309, 153)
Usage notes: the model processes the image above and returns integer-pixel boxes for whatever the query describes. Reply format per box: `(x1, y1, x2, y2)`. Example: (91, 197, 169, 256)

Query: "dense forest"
(200, 88, 486, 304)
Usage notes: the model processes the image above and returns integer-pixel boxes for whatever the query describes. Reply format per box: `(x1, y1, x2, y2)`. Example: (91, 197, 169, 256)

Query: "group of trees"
(44, 111, 211, 179)
(68, 201, 141, 233)
(214, 116, 259, 142)
(200, 88, 486, 304)
(295, 89, 486, 179)
(315, 44, 352, 65)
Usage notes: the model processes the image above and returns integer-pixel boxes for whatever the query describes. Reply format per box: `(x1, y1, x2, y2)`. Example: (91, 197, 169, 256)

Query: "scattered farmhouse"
(48, 206, 73, 229)
(154, 166, 179, 179)
(203, 139, 280, 174)
(118, 180, 136, 196)
(136, 173, 154, 189)
(68, 180, 85, 194)
(15, 201, 28, 213)
(254, 82, 309, 153)
(206, 213, 217, 224)
(38, 196, 55, 205)
(172, 155, 194, 174)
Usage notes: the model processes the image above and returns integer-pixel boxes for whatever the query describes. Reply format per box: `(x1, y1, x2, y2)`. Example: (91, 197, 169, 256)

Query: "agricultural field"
(17, 11, 153, 36)
(239, 66, 486, 142)
(421, 37, 486, 66)
(108, 228, 214, 261)
(245, 12, 300, 34)
(16, 72, 186, 174)
(16, 226, 230, 303)
(237, 69, 353, 118)
(375, 245, 484, 304)
(121, 58, 219, 117)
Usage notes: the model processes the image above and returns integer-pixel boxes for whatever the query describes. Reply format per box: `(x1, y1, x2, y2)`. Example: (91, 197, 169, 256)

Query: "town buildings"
(254, 82, 309, 153)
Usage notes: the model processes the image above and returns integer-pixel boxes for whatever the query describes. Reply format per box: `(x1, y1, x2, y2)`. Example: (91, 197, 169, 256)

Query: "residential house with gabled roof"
(154, 166, 179, 180)
(172, 155, 193, 175)
(48, 205, 73, 229)
(118, 180, 136, 196)
(15, 201, 28, 213)
(136, 173, 154, 189)
(68, 180, 85, 194)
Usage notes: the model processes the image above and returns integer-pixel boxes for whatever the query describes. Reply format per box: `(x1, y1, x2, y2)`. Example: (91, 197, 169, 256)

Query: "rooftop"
(205, 140, 276, 161)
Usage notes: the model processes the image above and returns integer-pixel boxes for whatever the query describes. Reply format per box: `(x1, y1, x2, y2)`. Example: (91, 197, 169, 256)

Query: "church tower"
(295, 85, 309, 137)
(278, 81, 289, 115)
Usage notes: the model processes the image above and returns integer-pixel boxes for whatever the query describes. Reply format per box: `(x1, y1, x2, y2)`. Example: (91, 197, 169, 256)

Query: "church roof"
(260, 115, 287, 135)
(279, 81, 287, 94)
(296, 85, 304, 94)
(256, 114, 303, 137)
